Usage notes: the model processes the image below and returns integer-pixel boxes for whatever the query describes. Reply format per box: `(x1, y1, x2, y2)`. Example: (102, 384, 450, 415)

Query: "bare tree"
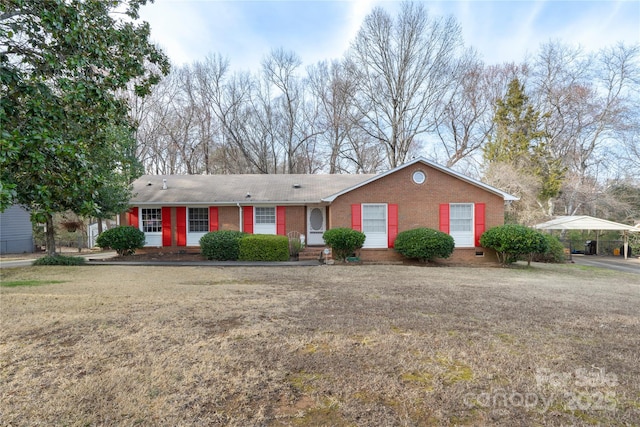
(194, 55, 278, 173)
(347, 1, 463, 168)
(484, 162, 545, 225)
(130, 70, 183, 174)
(306, 60, 380, 172)
(531, 42, 640, 215)
(262, 48, 323, 173)
(431, 52, 527, 169)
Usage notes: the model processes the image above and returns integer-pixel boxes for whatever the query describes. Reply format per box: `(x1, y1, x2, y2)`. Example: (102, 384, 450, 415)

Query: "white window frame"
(449, 203, 474, 248)
(362, 203, 388, 249)
(140, 207, 162, 247)
(187, 207, 209, 246)
(254, 206, 276, 235)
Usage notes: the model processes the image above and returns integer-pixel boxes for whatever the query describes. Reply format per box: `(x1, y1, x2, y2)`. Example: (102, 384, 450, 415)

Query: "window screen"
(188, 207, 209, 232)
(362, 204, 386, 233)
(141, 208, 162, 233)
(450, 204, 473, 232)
(255, 207, 276, 224)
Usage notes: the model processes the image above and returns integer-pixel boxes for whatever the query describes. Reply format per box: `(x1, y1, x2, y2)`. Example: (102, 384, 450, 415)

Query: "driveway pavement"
(570, 254, 640, 275)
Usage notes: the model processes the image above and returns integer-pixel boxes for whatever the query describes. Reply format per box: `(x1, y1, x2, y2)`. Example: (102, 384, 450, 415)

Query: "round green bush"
(322, 228, 366, 261)
(238, 234, 289, 261)
(96, 226, 145, 256)
(394, 227, 455, 262)
(480, 224, 548, 266)
(199, 230, 245, 261)
(532, 234, 566, 263)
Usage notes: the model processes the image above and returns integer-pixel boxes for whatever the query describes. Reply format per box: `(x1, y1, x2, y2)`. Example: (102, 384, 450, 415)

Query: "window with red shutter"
(243, 206, 254, 234)
(351, 204, 361, 231)
(388, 204, 398, 248)
(276, 206, 286, 235)
(162, 207, 172, 246)
(176, 207, 186, 246)
(209, 207, 219, 231)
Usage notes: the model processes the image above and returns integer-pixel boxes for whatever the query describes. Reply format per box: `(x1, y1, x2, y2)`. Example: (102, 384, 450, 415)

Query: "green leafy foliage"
(199, 231, 245, 261)
(322, 228, 366, 261)
(0, 0, 169, 255)
(480, 224, 548, 266)
(33, 255, 85, 266)
(95, 226, 145, 256)
(532, 234, 567, 263)
(238, 234, 289, 261)
(394, 228, 455, 262)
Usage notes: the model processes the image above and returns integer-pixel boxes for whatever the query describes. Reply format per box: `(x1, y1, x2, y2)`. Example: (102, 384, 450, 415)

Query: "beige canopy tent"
(534, 215, 639, 260)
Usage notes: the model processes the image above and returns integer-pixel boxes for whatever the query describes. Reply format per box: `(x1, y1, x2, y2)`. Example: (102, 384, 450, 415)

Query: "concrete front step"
(298, 248, 325, 261)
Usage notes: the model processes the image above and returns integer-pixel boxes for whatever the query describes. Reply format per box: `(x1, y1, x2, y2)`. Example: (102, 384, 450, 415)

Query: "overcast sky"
(139, 0, 640, 71)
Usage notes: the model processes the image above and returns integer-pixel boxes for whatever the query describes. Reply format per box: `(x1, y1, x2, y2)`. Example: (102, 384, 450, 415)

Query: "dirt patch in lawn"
(1, 264, 638, 426)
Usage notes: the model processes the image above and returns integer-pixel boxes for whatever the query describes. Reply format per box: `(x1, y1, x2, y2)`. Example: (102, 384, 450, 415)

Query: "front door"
(307, 206, 326, 246)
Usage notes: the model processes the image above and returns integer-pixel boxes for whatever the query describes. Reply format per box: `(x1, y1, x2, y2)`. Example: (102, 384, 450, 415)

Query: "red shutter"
(474, 203, 486, 247)
(276, 206, 286, 235)
(162, 207, 172, 246)
(439, 204, 450, 233)
(209, 207, 219, 231)
(388, 204, 398, 248)
(351, 204, 361, 231)
(243, 206, 253, 234)
(176, 207, 186, 246)
(127, 207, 139, 228)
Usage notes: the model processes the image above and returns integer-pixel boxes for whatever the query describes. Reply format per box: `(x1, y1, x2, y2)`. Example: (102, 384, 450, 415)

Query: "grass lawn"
(1, 263, 638, 426)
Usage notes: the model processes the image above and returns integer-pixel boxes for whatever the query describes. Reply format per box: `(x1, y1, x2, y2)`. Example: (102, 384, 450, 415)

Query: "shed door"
(307, 206, 326, 246)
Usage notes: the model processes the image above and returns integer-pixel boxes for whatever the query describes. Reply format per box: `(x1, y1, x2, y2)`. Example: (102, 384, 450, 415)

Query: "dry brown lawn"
(1, 263, 638, 426)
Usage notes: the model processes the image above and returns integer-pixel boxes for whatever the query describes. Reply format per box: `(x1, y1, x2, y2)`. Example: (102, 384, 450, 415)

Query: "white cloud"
(138, 0, 640, 71)
(139, 1, 212, 65)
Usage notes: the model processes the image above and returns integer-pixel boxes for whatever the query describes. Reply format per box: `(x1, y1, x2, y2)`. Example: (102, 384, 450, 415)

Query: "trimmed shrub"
(322, 228, 366, 261)
(480, 224, 548, 266)
(288, 235, 304, 258)
(199, 230, 245, 261)
(394, 227, 455, 262)
(238, 234, 289, 261)
(95, 226, 145, 256)
(33, 255, 85, 266)
(532, 234, 566, 263)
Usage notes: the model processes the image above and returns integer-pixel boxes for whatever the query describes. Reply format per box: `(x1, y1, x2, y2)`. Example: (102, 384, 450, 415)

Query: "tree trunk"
(45, 213, 57, 257)
(97, 218, 103, 235)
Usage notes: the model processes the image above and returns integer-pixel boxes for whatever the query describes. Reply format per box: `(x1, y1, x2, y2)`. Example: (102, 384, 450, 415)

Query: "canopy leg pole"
(624, 232, 629, 260)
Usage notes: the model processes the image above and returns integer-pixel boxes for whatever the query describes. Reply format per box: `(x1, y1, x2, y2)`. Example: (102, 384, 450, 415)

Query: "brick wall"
(219, 206, 240, 231)
(285, 206, 306, 236)
(329, 163, 506, 263)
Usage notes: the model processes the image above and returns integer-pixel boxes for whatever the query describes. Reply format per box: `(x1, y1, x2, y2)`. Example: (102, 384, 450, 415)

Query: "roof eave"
(129, 200, 327, 206)
(323, 157, 519, 202)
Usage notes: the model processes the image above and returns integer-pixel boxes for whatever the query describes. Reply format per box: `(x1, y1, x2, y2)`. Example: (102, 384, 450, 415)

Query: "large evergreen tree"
(0, 0, 169, 255)
(484, 78, 565, 216)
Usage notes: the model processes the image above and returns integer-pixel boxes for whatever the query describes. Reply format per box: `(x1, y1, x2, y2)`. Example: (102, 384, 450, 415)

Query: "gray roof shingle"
(130, 174, 376, 205)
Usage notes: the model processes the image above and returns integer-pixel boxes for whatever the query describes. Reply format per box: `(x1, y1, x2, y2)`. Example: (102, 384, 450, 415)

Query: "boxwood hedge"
(322, 228, 366, 261)
(238, 234, 289, 261)
(199, 230, 245, 261)
(394, 227, 455, 262)
(95, 226, 145, 256)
